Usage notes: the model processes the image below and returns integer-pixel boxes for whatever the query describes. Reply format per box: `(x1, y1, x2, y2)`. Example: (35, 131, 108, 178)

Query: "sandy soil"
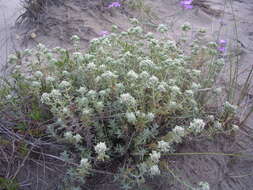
(1, 0, 253, 189)
(0, 0, 22, 75)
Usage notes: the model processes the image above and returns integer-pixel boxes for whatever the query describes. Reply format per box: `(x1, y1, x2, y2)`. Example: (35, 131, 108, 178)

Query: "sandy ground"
(0, 0, 22, 75)
(0, 0, 253, 189)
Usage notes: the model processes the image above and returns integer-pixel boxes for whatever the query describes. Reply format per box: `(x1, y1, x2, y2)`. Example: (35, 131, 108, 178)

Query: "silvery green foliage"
(3, 20, 235, 189)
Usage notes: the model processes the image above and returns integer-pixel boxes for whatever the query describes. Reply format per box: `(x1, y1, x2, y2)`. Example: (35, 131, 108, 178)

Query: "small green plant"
(2, 20, 238, 189)
(0, 177, 19, 190)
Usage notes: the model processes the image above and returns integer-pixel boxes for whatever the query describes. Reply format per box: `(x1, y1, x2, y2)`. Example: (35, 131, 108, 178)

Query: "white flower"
(158, 84, 166, 92)
(80, 158, 90, 168)
(73, 52, 83, 60)
(157, 24, 168, 33)
(189, 119, 205, 133)
(31, 81, 41, 88)
(59, 81, 71, 89)
(71, 35, 80, 41)
(95, 142, 107, 153)
(82, 108, 92, 115)
(46, 76, 55, 82)
(158, 140, 171, 152)
(207, 115, 215, 122)
(95, 76, 101, 83)
(6, 94, 12, 100)
(191, 82, 201, 90)
(150, 151, 160, 163)
(149, 75, 159, 85)
(120, 93, 136, 106)
(86, 62, 96, 70)
(214, 121, 222, 129)
(50, 89, 61, 98)
(126, 112, 137, 124)
(87, 90, 97, 99)
(74, 134, 82, 143)
(62, 70, 70, 76)
(150, 165, 160, 175)
(127, 70, 138, 80)
(232, 124, 239, 131)
(140, 59, 154, 67)
(136, 111, 146, 119)
(139, 71, 150, 79)
(77, 86, 87, 94)
(146, 112, 155, 122)
(64, 131, 73, 139)
(95, 101, 104, 111)
(170, 85, 181, 94)
(41, 93, 51, 104)
(173, 126, 185, 137)
(34, 71, 43, 78)
(62, 107, 69, 114)
(101, 71, 118, 80)
(185, 90, 194, 96)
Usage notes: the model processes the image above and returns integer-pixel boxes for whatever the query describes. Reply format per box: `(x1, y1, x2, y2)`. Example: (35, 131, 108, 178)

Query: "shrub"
(1, 20, 238, 189)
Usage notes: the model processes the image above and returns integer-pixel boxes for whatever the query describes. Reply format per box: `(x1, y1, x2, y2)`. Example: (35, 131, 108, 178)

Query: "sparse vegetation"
(1, 0, 253, 190)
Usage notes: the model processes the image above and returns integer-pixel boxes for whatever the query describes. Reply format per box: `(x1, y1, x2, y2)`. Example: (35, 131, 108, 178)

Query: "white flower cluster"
(64, 131, 82, 143)
(157, 24, 168, 33)
(41, 89, 62, 104)
(119, 93, 136, 106)
(189, 119, 205, 134)
(80, 158, 90, 169)
(148, 75, 159, 86)
(95, 142, 108, 161)
(158, 140, 171, 152)
(126, 112, 137, 124)
(150, 151, 160, 163)
(59, 80, 71, 89)
(149, 151, 161, 176)
(101, 71, 118, 80)
(172, 126, 185, 137)
(127, 70, 138, 80)
(77, 86, 87, 94)
(34, 71, 44, 78)
(46, 76, 56, 83)
(150, 165, 160, 175)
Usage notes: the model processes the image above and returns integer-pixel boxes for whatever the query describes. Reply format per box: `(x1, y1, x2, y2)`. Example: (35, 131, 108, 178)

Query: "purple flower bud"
(218, 47, 226, 52)
(99, 30, 109, 37)
(108, 2, 121, 8)
(180, 0, 193, 9)
(219, 39, 227, 45)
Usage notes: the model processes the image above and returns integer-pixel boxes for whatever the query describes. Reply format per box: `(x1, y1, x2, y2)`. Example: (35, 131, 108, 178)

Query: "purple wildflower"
(218, 39, 227, 53)
(219, 39, 227, 45)
(108, 2, 121, 8)
(99, 30, 109, 37)
(218, 47, 226, 52)
(180, 0, 193, 9)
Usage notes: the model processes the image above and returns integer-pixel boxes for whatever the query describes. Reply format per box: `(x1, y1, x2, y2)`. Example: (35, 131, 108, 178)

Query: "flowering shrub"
(2, 20, 238, 189)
